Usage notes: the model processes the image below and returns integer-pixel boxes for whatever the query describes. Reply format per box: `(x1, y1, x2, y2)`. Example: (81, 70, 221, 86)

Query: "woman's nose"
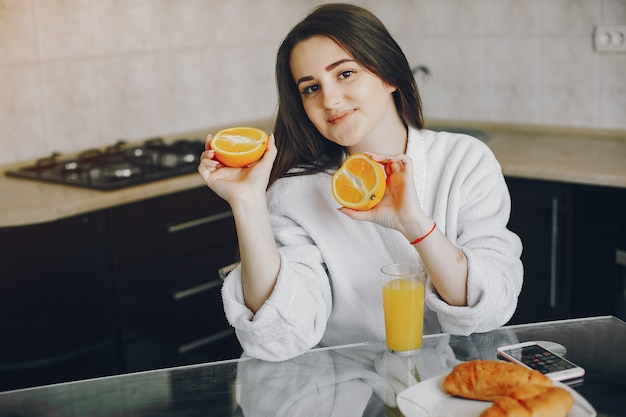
(322, 85, 341, 109)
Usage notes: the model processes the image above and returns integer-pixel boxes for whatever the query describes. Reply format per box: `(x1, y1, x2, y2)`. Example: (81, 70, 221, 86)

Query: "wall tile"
(40, 60, 100, 153)
(195, 47, 224, 132)
(599, 54, 626, 129)
(418, 37, 488, 121)
(0, 0, 38, 65)
(392, 0, 431, 38)
(542, 0, 601, 36)
(150, 49, 213, 136)
(96, 54, 157, 142)
(93, 0, 149, 55)
(359, 0, 421, 39)
(602, 0, 626, 24)
(145, 0, 205, 51)
(34, 0, 96, 61)
(0, 64, 46, 164)
(482, 0, 543, 36)
(486, 38, 542, 124)
(207, 0, 310, 47)
(400, 37, 438, 122)
(415, 0, 486, 36)
(207, 42, 277, 126)
(541, 36, 601, 127)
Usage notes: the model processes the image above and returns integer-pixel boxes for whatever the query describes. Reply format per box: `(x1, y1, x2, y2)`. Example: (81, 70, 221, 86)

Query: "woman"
(198, 3, 523, 361)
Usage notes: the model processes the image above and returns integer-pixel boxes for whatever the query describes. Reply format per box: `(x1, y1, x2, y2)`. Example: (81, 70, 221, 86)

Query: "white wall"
(1, 0, 625, 166)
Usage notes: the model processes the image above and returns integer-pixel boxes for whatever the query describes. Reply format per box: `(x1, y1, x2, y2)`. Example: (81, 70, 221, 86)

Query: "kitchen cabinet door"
(0, 213, 119, 391)
(107, 187, 242, 372)
(572, 185, 626, 320)
(505, 177, 574, 324)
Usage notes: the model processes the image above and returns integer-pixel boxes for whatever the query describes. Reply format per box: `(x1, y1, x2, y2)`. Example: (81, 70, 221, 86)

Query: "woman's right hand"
(200, 133, 281, 313)
(197, 133, 277, 205)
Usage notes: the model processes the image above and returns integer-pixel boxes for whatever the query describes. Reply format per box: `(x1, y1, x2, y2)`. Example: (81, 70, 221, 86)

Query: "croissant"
(442, 360, 574, 417)
(482, 385, 574, 417)
(442, 360, 552, 401)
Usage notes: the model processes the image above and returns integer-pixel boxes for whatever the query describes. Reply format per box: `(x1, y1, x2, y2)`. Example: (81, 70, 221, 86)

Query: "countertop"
(0, 316, 624, 416)
(2, 119, 625, 228)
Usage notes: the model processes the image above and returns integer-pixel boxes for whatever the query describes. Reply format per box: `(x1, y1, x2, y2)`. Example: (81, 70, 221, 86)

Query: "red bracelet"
(409, 222, 436, 245)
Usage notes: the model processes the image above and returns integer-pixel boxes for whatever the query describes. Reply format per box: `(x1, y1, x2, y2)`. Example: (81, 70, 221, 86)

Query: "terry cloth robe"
(222, 127, 523, 362)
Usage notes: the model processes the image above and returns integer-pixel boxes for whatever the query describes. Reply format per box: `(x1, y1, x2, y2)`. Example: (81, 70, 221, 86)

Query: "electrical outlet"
(594, 25, 626, 52)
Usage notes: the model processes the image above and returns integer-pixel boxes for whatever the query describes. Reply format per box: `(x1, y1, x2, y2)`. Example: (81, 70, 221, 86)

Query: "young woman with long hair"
(198, 3, 523, 361)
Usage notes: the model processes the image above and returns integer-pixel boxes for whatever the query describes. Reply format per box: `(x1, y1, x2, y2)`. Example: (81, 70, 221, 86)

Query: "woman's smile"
(328, 109, 354, 125)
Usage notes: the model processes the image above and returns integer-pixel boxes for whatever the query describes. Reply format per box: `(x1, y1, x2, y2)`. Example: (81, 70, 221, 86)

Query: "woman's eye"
(338, 70, 354, 79)
(301, 84, 319, 95)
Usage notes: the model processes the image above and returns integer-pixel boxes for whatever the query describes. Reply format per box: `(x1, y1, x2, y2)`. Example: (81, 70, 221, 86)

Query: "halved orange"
(331, 153, 386, 210)
(209, 127, 269, 168)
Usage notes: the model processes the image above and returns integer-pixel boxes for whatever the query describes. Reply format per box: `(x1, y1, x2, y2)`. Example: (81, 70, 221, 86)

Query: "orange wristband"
(409, 222, 436, 245)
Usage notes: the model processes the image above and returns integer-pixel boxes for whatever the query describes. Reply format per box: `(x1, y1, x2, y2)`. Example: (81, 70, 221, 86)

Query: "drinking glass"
(381, 263, 425, 355)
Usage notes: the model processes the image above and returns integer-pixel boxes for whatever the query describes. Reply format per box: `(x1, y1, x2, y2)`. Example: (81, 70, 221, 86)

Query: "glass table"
(0, 316, 624, 417)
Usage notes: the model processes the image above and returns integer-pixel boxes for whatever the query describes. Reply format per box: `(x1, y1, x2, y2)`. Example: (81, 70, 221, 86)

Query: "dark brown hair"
(269, 3, 424, 187)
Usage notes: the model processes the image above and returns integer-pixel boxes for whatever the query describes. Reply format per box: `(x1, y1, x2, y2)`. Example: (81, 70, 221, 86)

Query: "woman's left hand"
(343, 154, 468, 306)
(338, 153, 426, 239)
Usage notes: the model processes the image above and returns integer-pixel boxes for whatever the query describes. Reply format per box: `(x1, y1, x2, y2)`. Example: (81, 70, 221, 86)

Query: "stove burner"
(35, 152, 61, 169)
(5, 137, 205, 190)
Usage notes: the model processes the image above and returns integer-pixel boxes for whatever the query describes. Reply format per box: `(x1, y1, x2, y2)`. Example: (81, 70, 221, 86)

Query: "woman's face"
(289, 35, 399, 153)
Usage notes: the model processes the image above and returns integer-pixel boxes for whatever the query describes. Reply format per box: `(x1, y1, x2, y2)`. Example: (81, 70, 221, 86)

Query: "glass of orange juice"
(381, 263, 425, 355)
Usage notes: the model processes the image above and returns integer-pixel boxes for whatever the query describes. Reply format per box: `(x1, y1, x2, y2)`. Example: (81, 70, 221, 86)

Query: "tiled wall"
(1, 0, 625, 166)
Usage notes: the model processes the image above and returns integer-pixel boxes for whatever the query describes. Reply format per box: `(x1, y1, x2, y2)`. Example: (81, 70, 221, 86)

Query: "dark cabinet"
(506, 178, 626, 324)
(1, 186, 243, 391)
(506, 177, 574, 324)
(0, 213, 119, 391)
(107, 187, 242, 372)
(571, 185, 626, 321)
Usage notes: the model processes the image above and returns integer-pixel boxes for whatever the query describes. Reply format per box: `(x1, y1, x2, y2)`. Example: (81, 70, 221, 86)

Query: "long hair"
(269, 3, 424, 187)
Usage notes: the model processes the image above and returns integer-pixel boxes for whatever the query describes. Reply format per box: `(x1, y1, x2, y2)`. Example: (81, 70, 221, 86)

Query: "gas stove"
(5, 137, 205, 190)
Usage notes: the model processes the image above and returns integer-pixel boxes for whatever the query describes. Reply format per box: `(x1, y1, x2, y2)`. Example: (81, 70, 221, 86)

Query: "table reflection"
(232, 329, 518, 417)
(1, 317, 624, 417)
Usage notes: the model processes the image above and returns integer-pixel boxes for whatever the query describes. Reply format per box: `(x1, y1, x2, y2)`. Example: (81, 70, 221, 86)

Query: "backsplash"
(1, 0, 625, 166)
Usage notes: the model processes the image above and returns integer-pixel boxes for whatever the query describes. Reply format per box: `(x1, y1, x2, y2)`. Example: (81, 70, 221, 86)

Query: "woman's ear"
(384, 82, 398, 93)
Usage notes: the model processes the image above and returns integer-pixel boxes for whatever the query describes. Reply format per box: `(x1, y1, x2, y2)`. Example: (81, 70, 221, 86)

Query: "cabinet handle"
(0, 342, 107, 371)
(173, 279, 222, 301)
(550, 197, 559, 308)
(218, 262, 239, 280)
(617, 249, 626, 267)
(178, 328, 235, 354)
(167, 210, 233, 234)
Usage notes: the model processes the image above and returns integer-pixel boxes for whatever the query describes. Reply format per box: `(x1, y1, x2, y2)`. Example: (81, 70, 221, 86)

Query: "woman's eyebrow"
(325, 58, 354, 71)
(296, 59, 356, 86)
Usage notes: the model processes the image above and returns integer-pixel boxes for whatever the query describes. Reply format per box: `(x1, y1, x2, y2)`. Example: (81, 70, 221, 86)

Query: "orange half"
(331, 153, 386, 210)
(209, 126, 268, 167)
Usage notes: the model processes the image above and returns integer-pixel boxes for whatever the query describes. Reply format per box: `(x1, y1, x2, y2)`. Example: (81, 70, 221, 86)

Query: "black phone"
(497, 342, 585, 382)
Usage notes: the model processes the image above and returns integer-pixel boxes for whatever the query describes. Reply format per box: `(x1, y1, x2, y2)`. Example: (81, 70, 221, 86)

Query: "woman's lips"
(328, 110, 353, 125)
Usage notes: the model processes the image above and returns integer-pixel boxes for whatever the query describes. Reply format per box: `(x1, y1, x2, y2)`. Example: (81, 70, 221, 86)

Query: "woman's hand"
(199, 133, 281, 312)
(197, 133, 277, 204)
(343, 153, 468, 306)
(339, 153, 431, 240)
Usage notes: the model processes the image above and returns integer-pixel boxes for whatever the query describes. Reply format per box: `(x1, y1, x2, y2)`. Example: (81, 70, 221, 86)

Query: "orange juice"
(383, 277, 424, 352)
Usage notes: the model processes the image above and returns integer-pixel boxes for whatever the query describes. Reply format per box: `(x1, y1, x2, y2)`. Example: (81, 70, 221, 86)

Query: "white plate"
(397, 374, 596, 417)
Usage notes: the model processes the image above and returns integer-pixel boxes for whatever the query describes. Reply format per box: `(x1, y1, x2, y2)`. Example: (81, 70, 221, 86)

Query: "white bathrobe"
(222, 127, 523, 361)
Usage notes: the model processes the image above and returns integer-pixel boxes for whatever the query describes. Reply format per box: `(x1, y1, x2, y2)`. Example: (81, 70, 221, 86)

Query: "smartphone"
(497, 341, 585, 382)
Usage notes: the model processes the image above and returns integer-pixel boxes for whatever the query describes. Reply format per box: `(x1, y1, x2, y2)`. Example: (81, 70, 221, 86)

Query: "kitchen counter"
(0, 316, 624, 416)
(2, 120, 625, 228)
(427, 120, 626, 188)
